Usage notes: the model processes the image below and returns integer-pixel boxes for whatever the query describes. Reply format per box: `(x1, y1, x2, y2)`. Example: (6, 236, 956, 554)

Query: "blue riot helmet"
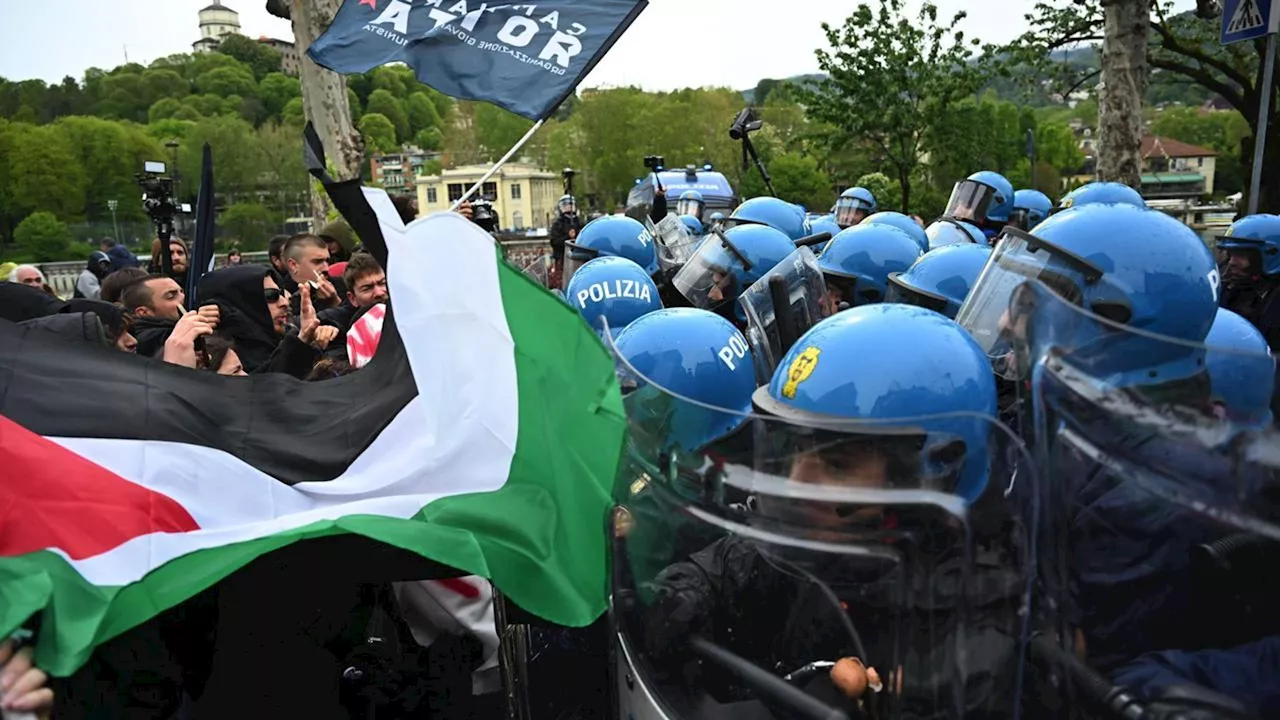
(671, 223, 795, 320)
(805, 214, 842, 254)
(944, 171, 1014, 232)
(1057, 181, 1144, 212)
(1216, 213, 1280, 284)
(817, 223, 923, 312)
(611, 308, 757, 451)
(925, 217, 986, 250)
(565, 256, 662, 336)
(727, 196, 811, 241)
(562, 215, 658, 290)
(886, 244, 992, 320)
(834, 186, 877, 228)
(557, 194, 577, 216)
(676, 190, 705, 221)
(957, 204, 1219, 386)
(1205, 307, 1275, 426)
(753, 304, 1000, 502)
(679, 214, 704, 236)
(862, 211, 929, 253)
(1011, 189, 1053, 230)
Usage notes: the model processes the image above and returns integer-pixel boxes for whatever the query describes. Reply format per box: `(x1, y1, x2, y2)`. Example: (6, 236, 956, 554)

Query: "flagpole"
(450, 119, 545, 212)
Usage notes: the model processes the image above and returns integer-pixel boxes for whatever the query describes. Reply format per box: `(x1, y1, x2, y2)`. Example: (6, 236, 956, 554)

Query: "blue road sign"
(1221, 0, 1277, 45)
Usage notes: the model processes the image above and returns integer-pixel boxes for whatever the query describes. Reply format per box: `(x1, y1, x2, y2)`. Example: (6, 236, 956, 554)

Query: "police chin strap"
(450, 119, 547, 212)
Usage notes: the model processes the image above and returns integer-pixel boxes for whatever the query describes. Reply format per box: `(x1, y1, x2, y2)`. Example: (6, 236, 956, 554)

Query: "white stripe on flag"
(46, 206, 520, 587)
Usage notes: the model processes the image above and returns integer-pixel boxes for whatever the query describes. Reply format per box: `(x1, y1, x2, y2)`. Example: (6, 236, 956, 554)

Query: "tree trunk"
(898, 168, 911, 215)
(291, 0, 363, 227)
(1097, 0, 1149, 187)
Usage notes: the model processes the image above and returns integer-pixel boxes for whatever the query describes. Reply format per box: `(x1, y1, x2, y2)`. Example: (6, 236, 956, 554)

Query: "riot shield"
(519, 253, 551, 287)
(967, 275, 1280, 711)
(628, 179, 658, 224)
(606, 333, 1039, 720)
(738, 247, 829, 386)
(653, 213, 704, 273)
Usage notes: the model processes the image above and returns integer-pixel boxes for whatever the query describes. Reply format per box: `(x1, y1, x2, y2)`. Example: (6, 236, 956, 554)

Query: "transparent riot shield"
(967, 275, 1280, 713)
(653, 213, 704, 273)
(738, 247, 829, 386)
(519, 253, 551, 287)
(606, 331, 1040, 720)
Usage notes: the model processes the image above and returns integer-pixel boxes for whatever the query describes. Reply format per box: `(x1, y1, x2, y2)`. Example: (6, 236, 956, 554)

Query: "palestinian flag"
(0, 188, 626, 676)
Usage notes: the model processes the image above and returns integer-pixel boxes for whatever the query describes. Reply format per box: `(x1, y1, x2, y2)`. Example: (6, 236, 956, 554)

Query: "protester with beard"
(197, 264, 338, 378)
(149, 237, 191, 288)
(119, 274, 217, 357)
(317, 252, 388, 358)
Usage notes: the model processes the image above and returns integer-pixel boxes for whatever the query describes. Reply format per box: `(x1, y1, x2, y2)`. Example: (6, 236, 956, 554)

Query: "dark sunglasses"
(264, 288, 287, 303)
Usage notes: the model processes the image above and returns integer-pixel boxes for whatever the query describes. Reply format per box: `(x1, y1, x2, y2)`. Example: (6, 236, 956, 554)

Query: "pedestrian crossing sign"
(1221, 0, 1277, 45)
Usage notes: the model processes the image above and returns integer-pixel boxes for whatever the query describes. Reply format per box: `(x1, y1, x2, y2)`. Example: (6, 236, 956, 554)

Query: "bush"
(220, 203, 281, 252)
(14, 212, 74, 262)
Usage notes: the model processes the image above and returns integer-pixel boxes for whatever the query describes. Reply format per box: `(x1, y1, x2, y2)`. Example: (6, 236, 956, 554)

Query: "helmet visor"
(1008, 208, 1032, 232)
(943, 180, 997, 226)
(676, 198, 705, 220)
(835, 197, 874, 228)
(739, 247, 829, 386)
(925, 218, 980, 250)
(955, 227, 1103, 379)
(559, 197, 577, 215)
(671, 231, 752, 310)
(610, 358, 1036, 720)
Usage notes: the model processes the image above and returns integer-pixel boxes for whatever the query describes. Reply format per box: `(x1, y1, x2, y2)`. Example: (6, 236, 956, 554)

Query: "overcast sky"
(0, 0, 1199, 91)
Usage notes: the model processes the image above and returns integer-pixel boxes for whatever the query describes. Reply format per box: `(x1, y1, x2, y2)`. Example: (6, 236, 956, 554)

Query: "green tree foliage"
(365, 89, 409, 144)
(180, 117, 263, 198)
(359, 113, 399, 155)
(149, 98, 183, 124)
(405, 92, 442, 136)
(281, 97, 306, 128)
(13, 211, 74, 262)
(142, 69, 191, 104)
(1151, 106, 1250, 195)
(1000, 0, 1280, 209)
(348, 88, 363, 122)
(259, 73, 301, 119)
(195, 66, 257, 99)
(55, 116, 162, 222)
(220, 202, 280, 252)
(796, 0, 988, 212)
(854, 172, 900, 213)
(1, 123, 88, 225)
(738, 152, 833, 211)
(414, 127, 444, 151)
(215, 34, 282, 81)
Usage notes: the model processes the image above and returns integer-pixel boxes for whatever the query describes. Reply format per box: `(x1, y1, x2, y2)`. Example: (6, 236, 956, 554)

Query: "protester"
(317, 252, 388, 358)
(101, 237, 141, 271)
(120, 273, 198, 357)
(226, 248, 242, 266)
(63, 298, 138, 353)
(74, 251, 112, 300)
(0, 637, 53, 715)
(197, 264, 335, 377)
(198, 332, 248, 376)
(284, 234, 342, 313)
(268, 234, 291, 283)
(7, 264, 47, 290)
(100, 267, 149, 304)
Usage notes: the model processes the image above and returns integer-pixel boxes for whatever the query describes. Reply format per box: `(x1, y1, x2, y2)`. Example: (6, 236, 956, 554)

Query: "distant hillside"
(742, 74, 826, 105)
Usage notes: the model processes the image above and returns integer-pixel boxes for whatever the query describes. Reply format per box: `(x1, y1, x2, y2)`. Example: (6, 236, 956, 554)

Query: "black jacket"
(197, 265, 320, 378)
(548, 213, 583, 260)
(131, 316, 176, 358)
(0, 281, 65, 322)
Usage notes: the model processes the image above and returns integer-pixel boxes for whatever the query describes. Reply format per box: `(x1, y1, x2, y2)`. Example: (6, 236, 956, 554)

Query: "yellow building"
(416, 163, 563, 230)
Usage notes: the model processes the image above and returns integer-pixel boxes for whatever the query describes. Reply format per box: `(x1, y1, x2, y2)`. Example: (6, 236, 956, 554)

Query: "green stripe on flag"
(0, 254, 626, 677)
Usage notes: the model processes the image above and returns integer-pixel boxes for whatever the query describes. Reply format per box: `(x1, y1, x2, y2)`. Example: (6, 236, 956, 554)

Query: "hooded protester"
(197, 264, 334, 378)
(18, 312, 110, 347)
(320, 219, 357, 265)
(75, 251, 112, 300)
(62, 298, 138, 353)
(105, 242, 141, 272)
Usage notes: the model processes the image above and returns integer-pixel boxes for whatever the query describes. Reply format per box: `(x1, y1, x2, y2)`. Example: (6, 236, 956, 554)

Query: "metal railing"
(30, 241, 550, 298)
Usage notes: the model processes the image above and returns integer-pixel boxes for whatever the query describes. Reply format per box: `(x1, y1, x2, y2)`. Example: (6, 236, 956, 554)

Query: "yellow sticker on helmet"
(781, 347, 821, 399)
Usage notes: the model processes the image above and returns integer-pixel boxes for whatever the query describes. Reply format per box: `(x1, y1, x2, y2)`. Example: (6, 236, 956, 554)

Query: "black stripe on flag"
(0, 305, 415, 486)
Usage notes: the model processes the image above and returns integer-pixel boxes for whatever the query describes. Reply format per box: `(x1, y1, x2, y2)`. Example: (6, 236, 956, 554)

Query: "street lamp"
(165, 140, 180, 199)
(107, 199, 121, 247)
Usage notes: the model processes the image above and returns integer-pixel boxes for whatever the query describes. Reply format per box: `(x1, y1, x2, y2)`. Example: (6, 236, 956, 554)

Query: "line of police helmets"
(533, 164, 1280, 720)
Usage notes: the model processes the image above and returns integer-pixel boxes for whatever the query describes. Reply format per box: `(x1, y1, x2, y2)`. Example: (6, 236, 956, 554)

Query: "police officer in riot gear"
(549, 194, 582, 287)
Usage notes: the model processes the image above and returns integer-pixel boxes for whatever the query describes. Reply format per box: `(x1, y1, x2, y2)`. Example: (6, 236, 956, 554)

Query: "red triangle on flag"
(0, 415, 200, 560)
